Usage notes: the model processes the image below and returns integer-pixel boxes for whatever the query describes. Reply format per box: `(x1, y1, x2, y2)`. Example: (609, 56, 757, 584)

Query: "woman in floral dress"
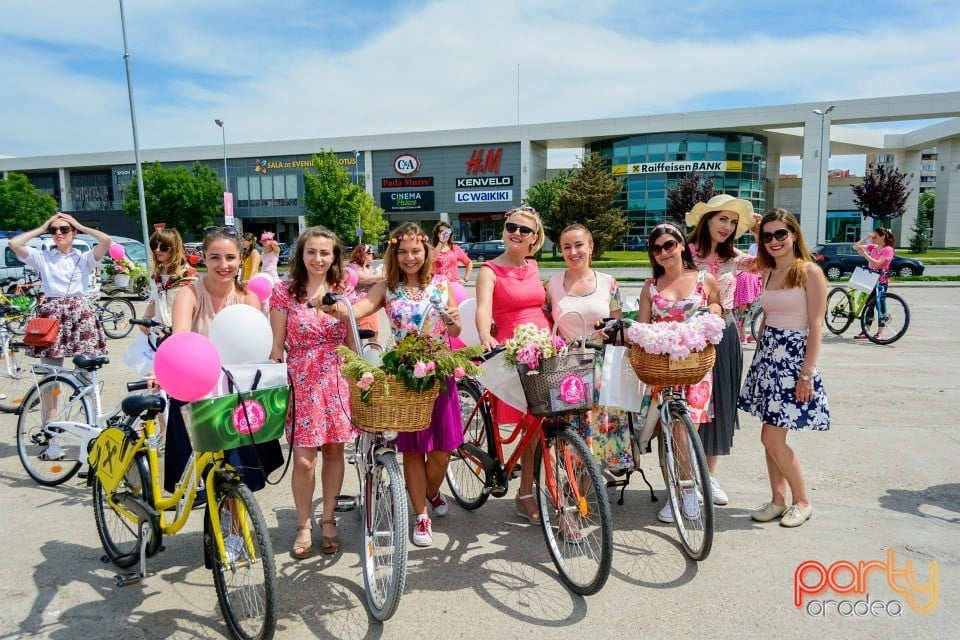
(638, 223, 722, 524)
(269, 226, 357, 558)
(348, 222, 464, 548)
(545, 224, 633, 472)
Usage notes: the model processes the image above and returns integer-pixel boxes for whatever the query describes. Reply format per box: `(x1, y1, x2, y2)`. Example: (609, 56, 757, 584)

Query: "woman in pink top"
(475, 204, 549, 524)
(738, 209, 830, 528)
(432, 221, 472, 283)
(853, 227, 896, 341)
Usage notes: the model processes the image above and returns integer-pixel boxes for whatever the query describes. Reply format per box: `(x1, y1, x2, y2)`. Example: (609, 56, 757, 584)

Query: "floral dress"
(645, 273, 713, 424)
(272, 281, 357, 448)
(384, 275, 464, 453)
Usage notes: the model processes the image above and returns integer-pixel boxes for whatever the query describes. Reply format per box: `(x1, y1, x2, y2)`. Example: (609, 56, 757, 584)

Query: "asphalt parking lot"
(0, 284, 957, 639)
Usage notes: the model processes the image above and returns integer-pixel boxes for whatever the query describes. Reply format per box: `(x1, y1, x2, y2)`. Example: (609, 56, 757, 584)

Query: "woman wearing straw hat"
(685, 194, 759, 506)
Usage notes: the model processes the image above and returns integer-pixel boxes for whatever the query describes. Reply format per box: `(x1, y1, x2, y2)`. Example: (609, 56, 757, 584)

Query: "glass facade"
(588, 132, 768, 248)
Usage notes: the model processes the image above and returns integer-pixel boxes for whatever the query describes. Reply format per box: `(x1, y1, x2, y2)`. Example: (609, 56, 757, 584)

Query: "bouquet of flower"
(502, 323, 567, 370)
(626, 314, 725, 361)
(111, 258, 137, 276)
(337, 334, 484, 403)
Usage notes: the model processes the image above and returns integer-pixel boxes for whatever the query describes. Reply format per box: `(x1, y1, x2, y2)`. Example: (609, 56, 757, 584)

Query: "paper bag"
(598, 345, 644, 412)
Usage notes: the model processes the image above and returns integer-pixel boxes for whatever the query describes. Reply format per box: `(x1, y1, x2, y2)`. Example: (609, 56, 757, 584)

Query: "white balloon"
(209, 304, 273, 365)
(457, 298, 481, 347)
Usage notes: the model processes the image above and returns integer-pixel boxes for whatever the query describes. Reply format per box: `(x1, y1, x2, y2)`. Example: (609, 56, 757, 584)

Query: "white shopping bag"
(598, 345, 644, 412)
(122, 331, 157, 376)
(478, 351, 527, 412)
(214, 362, 288, 396)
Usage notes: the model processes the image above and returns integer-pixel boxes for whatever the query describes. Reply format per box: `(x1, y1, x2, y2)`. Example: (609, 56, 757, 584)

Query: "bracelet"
(799, 374, 814, 382)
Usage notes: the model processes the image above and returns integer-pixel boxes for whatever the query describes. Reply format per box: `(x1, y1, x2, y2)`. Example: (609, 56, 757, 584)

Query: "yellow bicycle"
(88, 377, 277, 640)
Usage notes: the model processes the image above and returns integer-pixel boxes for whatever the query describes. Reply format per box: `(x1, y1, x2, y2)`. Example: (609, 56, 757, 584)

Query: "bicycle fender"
(89, 427, 139, 494)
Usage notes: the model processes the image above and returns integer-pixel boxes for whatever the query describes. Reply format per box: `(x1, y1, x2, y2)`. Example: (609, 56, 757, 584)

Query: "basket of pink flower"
(336, 334, 483, 432)
(626, 314, 725, 387)
(505, 322, 595, 417)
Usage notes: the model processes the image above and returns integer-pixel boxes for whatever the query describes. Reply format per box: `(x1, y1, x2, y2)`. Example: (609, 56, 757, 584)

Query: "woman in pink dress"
(475, 204, 550, 524)
(431, 221, 472, 283)
(269, 226, 357, 559)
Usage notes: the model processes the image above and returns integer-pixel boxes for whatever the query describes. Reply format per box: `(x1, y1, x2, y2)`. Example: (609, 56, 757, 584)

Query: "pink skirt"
(734, 272, 763, 307)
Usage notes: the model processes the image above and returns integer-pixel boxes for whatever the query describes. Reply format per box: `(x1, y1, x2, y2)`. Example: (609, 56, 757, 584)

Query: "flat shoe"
(514, 493, 541, 524)
(779, 504, 814, 528)
(751, 502, 787, 522)
(293, 525, 312, 559)
(853, 332, 868, 339)
(319, 518, 340, 555)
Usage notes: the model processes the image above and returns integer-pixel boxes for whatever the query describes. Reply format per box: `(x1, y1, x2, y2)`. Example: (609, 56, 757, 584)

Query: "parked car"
(184, 245, 205, 267)
(812, 242, 925, 279)
(278, 244, 294, 266)
(463, 240, 505, 262)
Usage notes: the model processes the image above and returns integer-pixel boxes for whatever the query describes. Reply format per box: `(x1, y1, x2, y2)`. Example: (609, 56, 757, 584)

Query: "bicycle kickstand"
(114, 522, 152, 587)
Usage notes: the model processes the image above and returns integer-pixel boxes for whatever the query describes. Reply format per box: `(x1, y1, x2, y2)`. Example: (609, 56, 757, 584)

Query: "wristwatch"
(799, 374, 814, 382)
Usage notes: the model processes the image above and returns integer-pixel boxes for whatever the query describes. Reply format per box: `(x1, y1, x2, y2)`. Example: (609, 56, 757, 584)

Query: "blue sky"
(1, 0, 958, 174)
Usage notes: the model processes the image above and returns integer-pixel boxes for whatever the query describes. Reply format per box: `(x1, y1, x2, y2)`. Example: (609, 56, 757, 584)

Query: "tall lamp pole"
(354, 150, 362, 243)
(214, 119, 228, 189)
(215, 119, 232, 227)
(813, 105, 835, 244)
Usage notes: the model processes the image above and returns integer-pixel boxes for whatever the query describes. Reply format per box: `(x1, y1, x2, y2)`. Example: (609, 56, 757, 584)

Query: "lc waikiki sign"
(794, 548, 939, 617)
(612, 160, 743, 175)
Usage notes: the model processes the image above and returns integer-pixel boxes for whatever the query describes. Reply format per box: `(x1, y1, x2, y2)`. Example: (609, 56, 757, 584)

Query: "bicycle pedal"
(509, 463, 522, 479)
(334, 494, 357, 512)
(115, 572, 144, 587)
(490, 486, 508, 497)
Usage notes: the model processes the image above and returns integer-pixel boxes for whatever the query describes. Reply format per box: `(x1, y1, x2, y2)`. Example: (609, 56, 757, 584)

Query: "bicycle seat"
(121, 393, 166, 418)
(72, 354, 110, 371)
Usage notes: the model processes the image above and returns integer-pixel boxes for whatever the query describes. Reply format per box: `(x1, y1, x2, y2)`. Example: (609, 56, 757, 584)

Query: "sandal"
(514, 492, 541, 524)
(320, 518, 340, 555)
(292, 525, 313, 559)
(559, 513, 584, 543)
(853, 332, 868, 339)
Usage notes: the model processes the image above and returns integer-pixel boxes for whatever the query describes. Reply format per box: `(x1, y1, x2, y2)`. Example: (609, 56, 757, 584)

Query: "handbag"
(23, 317, 60, 347)
(598, 344, 645, 412)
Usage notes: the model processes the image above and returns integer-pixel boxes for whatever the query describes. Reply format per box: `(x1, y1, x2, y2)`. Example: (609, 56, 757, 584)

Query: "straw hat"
(685, 194, 755, 239)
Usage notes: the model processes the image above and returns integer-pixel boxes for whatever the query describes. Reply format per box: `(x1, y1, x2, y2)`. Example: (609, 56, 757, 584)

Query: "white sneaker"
(681, 489, 701, 519)
(224, 533, 245, 563)
(428, 492, 449, 517)
(412, 515, 433, 547)
(709, 477, 729, 505)
(41, 438, 63, 461)
(657, 501, 674, 523)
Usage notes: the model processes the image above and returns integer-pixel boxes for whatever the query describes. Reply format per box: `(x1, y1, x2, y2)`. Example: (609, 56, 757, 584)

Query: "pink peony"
(453, 366, 466, 379)
(413, 361, 429, 378)
(425, 361, 436, 372)
(357, 372, 375, 391)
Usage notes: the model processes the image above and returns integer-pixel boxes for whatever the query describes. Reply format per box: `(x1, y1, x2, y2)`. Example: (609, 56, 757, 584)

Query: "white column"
(892, 150, 922, 243)
(800, 116, 830, 247)
(58, 167, 71, 211)
(933, 137, 960, 247)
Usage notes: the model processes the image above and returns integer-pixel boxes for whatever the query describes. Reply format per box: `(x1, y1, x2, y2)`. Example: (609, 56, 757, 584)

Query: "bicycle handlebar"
(127, 379, 152, 392)
(130, 317, 167, 329)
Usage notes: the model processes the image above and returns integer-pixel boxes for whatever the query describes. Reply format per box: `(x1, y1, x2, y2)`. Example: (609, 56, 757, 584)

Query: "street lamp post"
(215, 119, 232, 228)
(214, 119, 228, 189)
(813, 105, 835, 244)
(354, 150, 362, 243)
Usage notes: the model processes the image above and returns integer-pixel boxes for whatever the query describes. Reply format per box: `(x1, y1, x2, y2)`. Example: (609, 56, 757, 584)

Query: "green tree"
(850, 163, 911, 227)
(358, 192, 388, 245)
(0, 173, 58, 230)
(909, 192, 935, 254)
(549, 152, 628, 257)
(122, 161, 222, 236)
(525, 171, 570, 240)
(302, 150, 362, 243)
(665, 172, 717, 224)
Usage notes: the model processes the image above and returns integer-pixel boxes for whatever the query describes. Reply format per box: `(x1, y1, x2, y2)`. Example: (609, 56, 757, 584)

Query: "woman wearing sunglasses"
(431, 222, 472, 284)
(346, 244, 384, 335)
(475, 205, 550, 524)
(738, 209, 829, 528)
(684, 194, 759, 508)
(143, 228, 197, 330)
(638, 223, 722, 523)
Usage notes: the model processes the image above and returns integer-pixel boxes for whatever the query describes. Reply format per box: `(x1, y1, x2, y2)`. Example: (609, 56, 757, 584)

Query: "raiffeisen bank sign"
(612, 160, 743, 175)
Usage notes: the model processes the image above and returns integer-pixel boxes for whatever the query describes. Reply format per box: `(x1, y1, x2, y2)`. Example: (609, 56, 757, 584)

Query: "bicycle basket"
(347, 373, 438, 432)
(518, 349, 596, 417)
(628, 343, 716, 387)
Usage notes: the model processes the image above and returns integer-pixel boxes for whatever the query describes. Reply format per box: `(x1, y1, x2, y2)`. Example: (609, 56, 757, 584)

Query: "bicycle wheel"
(208, 480, 277, 640)
(749, 308, 765, 343)
(361, 450, 409, 622)
(5, 310, 32, 336)
(16, 375, 91, 485)
(824, 287, 856, 335)
(862, 292, 910, 345)
(0, 343, 31, 412)
(446, 379, 492, 509)
(659, 406, 713, 560)
(99, 296, 136, 339)
(533, 426, 613, 595)
(92, 452, 152, 569)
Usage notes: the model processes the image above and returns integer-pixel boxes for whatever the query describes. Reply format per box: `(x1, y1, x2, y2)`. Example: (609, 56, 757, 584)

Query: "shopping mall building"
(2, 91, 958, 247)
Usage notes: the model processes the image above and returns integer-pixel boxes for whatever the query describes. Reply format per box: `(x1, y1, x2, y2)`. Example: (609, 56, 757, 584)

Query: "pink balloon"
(108, 243, 126, 261)
(247, 274, 273, 303)
(450, 281, 468, 305)
(154, 332, 222, 402)
(344, 268, 358, 289)
(449, 336, 466, 350)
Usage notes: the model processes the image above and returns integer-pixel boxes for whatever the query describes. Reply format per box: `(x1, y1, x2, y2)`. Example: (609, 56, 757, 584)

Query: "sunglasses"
(650, 238, 680, 255)
(506, 204, 537, 216)
(48, 225, 73, 235)
(204, 225, 242, 239)
(150, 241, 171, 252)
(505, 222, 535, 236)
(761, 229, 791, 244)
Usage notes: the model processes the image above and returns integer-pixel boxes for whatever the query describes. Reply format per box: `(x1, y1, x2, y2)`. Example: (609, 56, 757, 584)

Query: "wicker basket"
(628, 344, 716, 387)
(347, 374, 438, 432)
(518, 350, 596, 417)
